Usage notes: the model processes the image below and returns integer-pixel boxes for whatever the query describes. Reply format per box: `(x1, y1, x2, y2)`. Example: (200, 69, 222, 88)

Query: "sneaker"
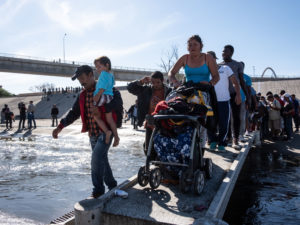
(218, 145, 226, 152)
(245, 130, 252, 136)
(88, 192, 103, 199)
(232, 139, 241, 150)
(209, 142, 217, 151)
(239, 135, 246, 143)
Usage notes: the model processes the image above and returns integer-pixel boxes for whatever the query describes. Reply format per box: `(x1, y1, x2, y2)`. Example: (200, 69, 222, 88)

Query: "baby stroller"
(137, 112, 213, 195)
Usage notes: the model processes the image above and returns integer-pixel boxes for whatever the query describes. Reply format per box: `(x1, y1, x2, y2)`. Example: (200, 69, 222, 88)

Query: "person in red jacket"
(52, 65, 120, 199)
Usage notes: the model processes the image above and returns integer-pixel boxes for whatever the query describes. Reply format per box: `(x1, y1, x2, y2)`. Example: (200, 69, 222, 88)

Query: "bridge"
(1, 54, 299, 82)
(0, 54, 155, 81)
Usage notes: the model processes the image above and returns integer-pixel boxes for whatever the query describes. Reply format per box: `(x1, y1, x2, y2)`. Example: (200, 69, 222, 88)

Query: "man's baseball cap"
(71, 65, 93, 81)
(283, 93, 290, 98)
(207, 51, 218, 59)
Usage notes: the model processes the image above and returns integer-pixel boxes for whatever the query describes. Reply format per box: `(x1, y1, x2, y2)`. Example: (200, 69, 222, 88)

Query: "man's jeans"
(27, 112, 36, 129)
(90, 133, 117, 196)
(52, 115, 58, 126)
(284, 116, 293, 139)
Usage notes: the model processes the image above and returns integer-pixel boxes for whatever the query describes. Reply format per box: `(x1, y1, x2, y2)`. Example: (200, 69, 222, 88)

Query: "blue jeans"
(27, 112, 36, 128)
(90, 133, 117, 196)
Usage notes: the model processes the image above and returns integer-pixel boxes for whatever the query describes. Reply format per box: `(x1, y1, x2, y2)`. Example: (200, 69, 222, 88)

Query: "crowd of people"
(1, 101, 60, 130)
(2, 34, 299, 200)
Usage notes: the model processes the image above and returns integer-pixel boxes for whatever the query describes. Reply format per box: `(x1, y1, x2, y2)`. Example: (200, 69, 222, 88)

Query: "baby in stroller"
(137, 83, 214, 195)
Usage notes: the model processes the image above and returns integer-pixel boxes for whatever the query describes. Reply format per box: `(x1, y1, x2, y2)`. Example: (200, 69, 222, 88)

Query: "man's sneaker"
(232, 139, 241, 150)
(245, 130, 252, 136)
(218, 145, 226, 152)
(239, 135, 246, 143)
(209, 142, 217, 151)
(88, 192, 103, 199)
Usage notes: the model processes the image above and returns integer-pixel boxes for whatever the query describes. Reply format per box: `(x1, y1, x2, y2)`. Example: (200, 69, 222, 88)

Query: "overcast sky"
(1, 0, 300, 94)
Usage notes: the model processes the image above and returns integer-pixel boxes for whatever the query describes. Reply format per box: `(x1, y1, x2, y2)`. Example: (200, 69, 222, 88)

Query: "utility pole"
(63, 33, 67, 63)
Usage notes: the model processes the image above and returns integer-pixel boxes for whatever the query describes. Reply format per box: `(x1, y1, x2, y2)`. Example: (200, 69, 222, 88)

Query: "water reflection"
(224, 137, 300, 225)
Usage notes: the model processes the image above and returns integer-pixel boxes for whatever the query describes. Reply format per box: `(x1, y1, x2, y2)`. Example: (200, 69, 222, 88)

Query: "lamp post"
(63, 33, 67, 63)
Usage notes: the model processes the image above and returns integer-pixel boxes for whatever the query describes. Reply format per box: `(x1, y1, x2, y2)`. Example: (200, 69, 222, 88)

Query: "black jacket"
(51, 107, 59, 116)
(127, 80, 172, 127)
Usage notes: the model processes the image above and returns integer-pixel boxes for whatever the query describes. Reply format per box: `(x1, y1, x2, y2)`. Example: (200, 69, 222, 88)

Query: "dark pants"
(131, 116, 137, 129)
(261, 116, 269, 138)
(208, 101, 231, 146)
(293, 114, 299, 129)
(284, 116, 293, 139)
(6, 117, 12, 129)
(52, 115, 58, 127)
(144, 127, 153, 155)
(230, 93, 241, 140)
(19, 115, 26, 129)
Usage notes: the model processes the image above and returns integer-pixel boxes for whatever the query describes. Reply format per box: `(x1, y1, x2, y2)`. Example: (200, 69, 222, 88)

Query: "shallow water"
(0, 125, 145, 224)
(224, 140, 300, 225)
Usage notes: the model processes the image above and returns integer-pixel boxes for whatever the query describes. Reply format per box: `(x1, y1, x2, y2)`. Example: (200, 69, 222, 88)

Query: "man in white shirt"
(207, 51, 241, 151)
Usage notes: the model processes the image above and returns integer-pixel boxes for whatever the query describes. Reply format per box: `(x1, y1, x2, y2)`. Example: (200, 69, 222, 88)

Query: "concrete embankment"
(0, 87, 136, 120)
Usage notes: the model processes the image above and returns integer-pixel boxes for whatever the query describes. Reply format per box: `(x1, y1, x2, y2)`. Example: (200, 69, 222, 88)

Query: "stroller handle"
(153, 114, 202, 123)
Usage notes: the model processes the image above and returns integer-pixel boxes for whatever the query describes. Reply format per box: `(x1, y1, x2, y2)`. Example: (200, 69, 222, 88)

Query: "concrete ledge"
(205, 132, 256, 219)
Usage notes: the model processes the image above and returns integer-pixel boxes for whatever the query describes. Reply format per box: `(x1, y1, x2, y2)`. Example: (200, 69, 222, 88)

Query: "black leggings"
(230, 93, 241, 139)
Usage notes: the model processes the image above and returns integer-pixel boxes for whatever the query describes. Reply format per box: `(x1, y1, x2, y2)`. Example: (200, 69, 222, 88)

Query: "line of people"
(1, 101, 36, 130)
(1, 101, 61, 130)
(49, 34, 299, 199)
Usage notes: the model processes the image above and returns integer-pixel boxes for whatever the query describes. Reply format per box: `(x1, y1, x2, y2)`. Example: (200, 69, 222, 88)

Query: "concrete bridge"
(0, 55, 154, 81)
(1, 54, 299, 82)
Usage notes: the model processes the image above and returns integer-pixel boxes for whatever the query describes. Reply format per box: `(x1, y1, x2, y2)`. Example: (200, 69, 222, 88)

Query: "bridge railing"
(0, 52, 158, 72)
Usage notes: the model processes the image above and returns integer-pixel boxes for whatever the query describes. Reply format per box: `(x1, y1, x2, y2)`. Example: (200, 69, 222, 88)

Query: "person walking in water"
(51, 104, 59, 127)
(2, 104, 12, 129)
(18, 102, 27, 130)
(93, 56, 120, 147)
(27, 101, 36, 129)
(52, 65, 120, 198)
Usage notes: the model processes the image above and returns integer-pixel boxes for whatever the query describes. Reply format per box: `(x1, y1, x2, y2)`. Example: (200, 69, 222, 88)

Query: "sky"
(0, 0, 300, 94)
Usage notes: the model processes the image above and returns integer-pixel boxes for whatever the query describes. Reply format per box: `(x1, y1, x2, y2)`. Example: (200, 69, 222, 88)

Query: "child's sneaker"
(209, 142, 217, 151)
(218, 145, 226, 152)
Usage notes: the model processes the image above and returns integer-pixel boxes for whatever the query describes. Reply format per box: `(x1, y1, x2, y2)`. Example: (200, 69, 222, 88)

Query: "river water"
(224, 136, 300, 225)
(0, 125, 299, 224)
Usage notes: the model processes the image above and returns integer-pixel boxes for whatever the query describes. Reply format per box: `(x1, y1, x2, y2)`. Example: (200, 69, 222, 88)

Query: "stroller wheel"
(204, 158, 213, 179)
(138, 166, 149, 187)
(193, 170, 205, 195)
(149, 168, 162, 189)
(179, 170, 190, 193)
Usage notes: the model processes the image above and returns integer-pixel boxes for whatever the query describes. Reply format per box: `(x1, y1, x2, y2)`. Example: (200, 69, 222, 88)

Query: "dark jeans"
(284, 116, 293, 139)
(6, 117, 12, 129)
(230, 93, 241, 139)
(144, 127, 153, 155)
(208, 101, 231, 146)
(52, 115, 58, 127)
(293, 114, 299, 129)
(28, 112, 36, 129)
(261, 116, 269, 138)
(90, 133, 117, 196)
(131, 116, 137, 129)
(19, 115, 26, 129)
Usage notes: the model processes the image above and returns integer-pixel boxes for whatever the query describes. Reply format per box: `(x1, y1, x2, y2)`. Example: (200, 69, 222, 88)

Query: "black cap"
(71, 65, 93, 81)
